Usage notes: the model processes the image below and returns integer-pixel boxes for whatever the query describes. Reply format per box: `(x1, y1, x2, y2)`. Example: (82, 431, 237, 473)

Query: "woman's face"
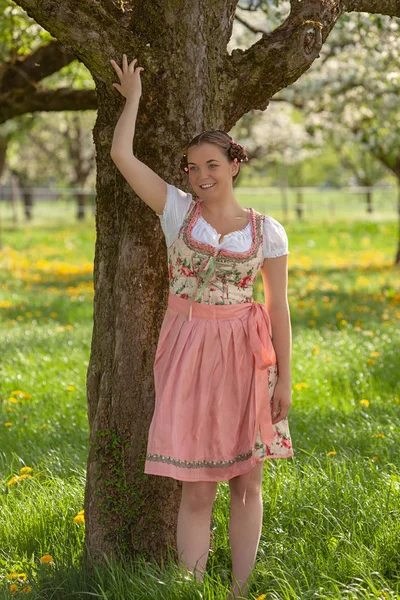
(187, 142, 239, 198)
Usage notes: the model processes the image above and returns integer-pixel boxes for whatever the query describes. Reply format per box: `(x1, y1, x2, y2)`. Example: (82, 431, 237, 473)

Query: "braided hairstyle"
(180, 129, 249, 184)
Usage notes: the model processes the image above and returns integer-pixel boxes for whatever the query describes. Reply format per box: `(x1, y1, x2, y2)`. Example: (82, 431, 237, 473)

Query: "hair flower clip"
(184, 167, 189, 172)
(233, 158, 238, 163)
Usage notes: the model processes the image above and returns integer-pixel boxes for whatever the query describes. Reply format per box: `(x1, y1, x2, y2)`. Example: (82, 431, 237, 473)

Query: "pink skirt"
(144, 293, 293, 482)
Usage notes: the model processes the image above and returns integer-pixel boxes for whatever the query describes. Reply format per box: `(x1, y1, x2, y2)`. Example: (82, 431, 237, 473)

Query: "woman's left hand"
(271, 379, 292, 424)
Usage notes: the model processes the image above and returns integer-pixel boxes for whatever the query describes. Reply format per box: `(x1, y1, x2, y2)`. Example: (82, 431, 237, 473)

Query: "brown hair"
(180, 130, 249, 184)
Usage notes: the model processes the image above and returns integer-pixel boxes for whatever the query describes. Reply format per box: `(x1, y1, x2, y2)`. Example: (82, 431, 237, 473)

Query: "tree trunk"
(295, 190, 304, 220)
(76, 192, 86, 221)
(396, 179, 400, 265)
(22, 188, 34, 221)
(366, 189, 373, 214)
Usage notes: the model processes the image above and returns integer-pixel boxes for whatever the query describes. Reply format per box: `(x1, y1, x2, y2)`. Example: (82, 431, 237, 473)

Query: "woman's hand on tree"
(110, 54, 144, 100)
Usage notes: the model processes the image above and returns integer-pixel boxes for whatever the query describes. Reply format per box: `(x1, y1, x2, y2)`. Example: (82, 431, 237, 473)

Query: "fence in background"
(0, 184, 398, 223)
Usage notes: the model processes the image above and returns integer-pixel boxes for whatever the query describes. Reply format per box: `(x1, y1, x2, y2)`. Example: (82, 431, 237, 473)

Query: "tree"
(286, 12, 400, 261)
(10, 0, 400, 567)
(5, 111, 96, 220)
(0, 0, 97, 125)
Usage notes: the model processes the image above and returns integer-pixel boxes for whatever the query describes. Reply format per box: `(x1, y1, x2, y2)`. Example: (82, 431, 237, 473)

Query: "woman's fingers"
(110, 59, 123, 81)
(128, 58, 138, 73)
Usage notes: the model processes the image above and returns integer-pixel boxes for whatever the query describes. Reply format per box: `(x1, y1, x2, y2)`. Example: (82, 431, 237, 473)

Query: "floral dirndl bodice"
(168, 198, 265, 306)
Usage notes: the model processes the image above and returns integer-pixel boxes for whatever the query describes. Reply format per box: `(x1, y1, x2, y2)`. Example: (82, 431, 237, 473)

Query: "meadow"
(0, 201, 399, 599)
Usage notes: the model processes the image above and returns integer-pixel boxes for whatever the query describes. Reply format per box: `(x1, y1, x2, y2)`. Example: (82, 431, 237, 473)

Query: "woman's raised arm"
(110, 54, 167, 215)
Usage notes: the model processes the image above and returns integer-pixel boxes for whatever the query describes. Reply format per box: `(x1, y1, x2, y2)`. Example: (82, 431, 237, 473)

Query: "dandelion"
(327, 451, 337, 456)
(50, 312, 58, 318)
(41, 424, 47, 428)
(372, 456, 379, 461)
(74, 513, 85, 524)
(8, 574, 27, 581)
(21, 586, 33, 593)
(367, 359, 375, 365)
(360, 399, 370, 407)
(66, 386, 75, 391)
(8, 397, 20, 404)
(5, 422, 13, 427)
(40, 554, 54, 564)
(20, 467, 33, 474)
(10, 584, 18, 594)
(7, 476, 20, 487)
(375, 433, 385, 438)
(255, 595, 267, 600)
(370, 351, 381, 357)
(293, 382, 308, 390)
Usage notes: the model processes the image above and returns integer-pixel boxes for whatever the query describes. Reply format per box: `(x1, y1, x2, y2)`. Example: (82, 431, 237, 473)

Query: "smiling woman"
(109, 57, 292, 596)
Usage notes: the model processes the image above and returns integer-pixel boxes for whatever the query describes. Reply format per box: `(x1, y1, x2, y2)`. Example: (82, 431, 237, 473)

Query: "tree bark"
(11, 0, 400, 567)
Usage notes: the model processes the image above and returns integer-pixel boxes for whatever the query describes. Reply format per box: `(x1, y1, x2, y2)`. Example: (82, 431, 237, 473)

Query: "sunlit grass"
(0, 214, 399, 599)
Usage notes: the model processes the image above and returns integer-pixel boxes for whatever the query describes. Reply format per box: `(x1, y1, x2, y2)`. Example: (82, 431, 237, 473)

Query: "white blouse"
(157, 183, 290, 259)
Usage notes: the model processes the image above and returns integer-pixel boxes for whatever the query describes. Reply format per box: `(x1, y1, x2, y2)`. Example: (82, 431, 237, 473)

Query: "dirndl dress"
(144, 191, 293, 482)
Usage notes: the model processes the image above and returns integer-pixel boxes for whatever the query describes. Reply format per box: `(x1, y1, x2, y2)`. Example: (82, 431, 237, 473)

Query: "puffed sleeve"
(263, 215, 290, 259)
(157, 183, 193, 248)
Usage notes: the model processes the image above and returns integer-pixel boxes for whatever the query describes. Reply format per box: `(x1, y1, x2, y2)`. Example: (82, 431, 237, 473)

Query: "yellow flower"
(50, 312, 58, 318)
(7, 476, 20, 487)
(21, 586, 33, 593)
(74, 513, 85, 524)
(20, 466, 33, 474)
(293, 382, 308, 390)
(5, 422, 13, 427)
(10, 584, 18, 594)
(375, 433, 385, 439)
(78, 509, 84, 514)
(370, 351, 380, 357)
(372, 456, 379, 461)
(327, 451, 337, 456)
(8, 574, 27, 581)
(255, 595, 267, 600)
(359, 399, 370, 407)
(40, 554, 54, 564)
(8, 397, 20, 404)
(41, 424, 47, 428)
(66, 386, 75, 391)
(367, 359, 375, 365)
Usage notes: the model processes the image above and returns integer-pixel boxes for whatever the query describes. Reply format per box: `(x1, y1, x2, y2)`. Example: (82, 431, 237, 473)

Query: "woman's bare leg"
(177, 480, 218, 581)
(228, 461, 264, 598)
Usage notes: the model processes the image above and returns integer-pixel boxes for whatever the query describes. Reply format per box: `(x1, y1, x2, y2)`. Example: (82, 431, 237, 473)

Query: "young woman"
(110, 54, 293, 600)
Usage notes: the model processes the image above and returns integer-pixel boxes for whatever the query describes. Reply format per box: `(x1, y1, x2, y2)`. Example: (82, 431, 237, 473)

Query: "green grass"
(0, 208, 399, 599)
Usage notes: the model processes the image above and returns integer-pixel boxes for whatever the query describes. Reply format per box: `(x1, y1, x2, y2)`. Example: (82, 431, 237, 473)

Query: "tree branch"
(7, 0, 138, 81)
(223, 0, 341, 127)
(342, 0, 400, 17)
(1, 40, 76, 91)
(234, 11, 268, 34)
(0, 89, 97, 124)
